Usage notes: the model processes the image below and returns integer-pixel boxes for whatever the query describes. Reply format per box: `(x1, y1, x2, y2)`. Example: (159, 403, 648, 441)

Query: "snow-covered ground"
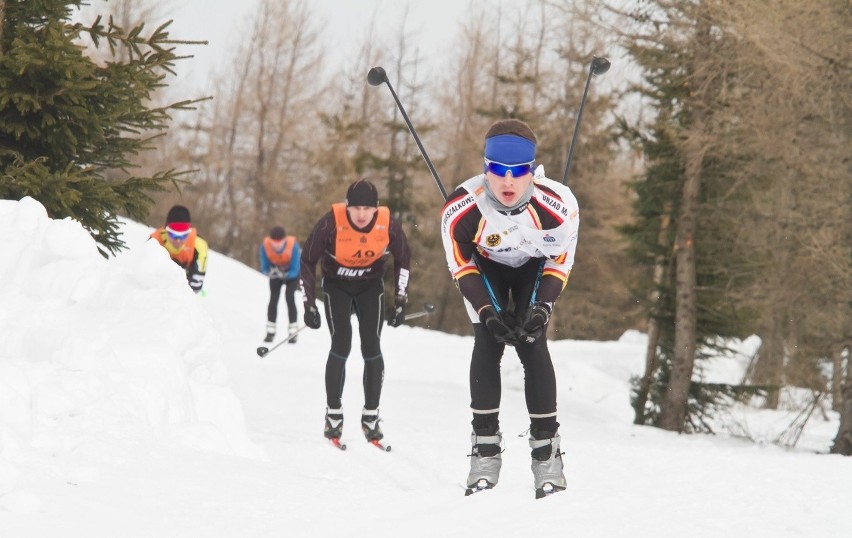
(1, 197, 848, 537)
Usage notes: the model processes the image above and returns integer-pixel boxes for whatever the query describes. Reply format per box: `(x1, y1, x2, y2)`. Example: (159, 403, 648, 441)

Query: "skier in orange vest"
(149, 205, 208, 293)
(300, 179, 411, 447)
(259, 225, 301, 343)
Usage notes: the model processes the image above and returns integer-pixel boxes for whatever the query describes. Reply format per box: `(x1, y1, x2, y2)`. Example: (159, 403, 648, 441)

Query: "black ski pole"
(256, 325, 309, 358)
(368, 68, 500, 317)
(367, 67, 449, 201)
(561, 56, 611, 185)
(404, 302, 436, 321)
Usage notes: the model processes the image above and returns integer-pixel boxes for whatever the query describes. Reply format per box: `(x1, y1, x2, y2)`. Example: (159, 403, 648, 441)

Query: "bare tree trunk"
(753, 315, 785, 409)
(831, 345, 852, 455)
(634, 210, 672, 424)
(635, 317, 662, 424)
(658, 137, 702, 431)
(658, 11, 711, 433)
(832, 345, 845, 412)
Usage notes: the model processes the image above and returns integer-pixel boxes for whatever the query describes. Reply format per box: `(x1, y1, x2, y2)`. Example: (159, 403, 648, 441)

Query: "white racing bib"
(461, 169, 578, 266)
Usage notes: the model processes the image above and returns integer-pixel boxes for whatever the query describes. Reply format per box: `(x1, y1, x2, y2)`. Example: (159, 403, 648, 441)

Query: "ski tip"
(329, 438, 347, 451)
(369, 439, 391, 452)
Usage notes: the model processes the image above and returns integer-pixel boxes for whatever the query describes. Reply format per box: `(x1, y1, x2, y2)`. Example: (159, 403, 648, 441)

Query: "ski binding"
(464, 479, 495, 496)
(535, 482, 565, 499)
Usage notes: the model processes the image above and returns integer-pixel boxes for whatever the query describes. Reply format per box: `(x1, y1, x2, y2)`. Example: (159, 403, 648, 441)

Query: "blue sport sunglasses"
(167, 229, 190, 241)
(484, 159, 534, 177)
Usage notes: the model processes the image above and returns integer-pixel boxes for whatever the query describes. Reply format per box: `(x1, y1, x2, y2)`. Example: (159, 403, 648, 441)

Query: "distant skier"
(259, 225, 301, 343)
(300, 179, 411, 446)
(439, 119, 580, 497)
(150, 205, 209, 294)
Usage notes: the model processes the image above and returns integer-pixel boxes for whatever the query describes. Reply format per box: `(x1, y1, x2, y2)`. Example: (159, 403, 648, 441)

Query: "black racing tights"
(470, 257, 559, 440)
(321, 278, 385, 411)
(268, 277, 298, 324)
(470, 325, 559, 439)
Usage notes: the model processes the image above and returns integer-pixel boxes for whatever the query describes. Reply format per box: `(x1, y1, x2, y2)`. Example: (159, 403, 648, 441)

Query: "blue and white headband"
(484, 134, 536, 165)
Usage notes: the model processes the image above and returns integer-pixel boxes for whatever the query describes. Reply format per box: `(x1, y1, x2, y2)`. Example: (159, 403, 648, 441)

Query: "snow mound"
(0, 198, 264, 512)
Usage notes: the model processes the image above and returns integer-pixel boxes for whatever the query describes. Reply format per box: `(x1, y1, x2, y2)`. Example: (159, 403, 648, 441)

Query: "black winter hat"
(270, 226, 286, 240)
(346, 180, 379, 208)
(166, 205, 191, 224)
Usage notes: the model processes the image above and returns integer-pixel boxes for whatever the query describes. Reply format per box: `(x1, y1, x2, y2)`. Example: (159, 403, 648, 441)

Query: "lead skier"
(440, 119, 580, 496)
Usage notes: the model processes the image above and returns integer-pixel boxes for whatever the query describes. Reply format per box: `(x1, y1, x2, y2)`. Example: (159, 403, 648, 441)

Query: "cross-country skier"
(259, 225, 301, 343)
(439, 119, 580, 496)
(300, 179, 411, 445)
(150, 205, 209, 294)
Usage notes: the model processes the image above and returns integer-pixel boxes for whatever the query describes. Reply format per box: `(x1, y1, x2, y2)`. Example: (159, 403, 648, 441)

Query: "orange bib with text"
(331, 203, 390, 268)
(263, 236, 296, 266)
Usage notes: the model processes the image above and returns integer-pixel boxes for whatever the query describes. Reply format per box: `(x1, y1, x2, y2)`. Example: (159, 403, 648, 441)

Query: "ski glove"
(479, 305, 519, 346)
(189, 271, 205, 293)
(518, 302, 552, 343)
(304, 303, 322, 329)
(387, 294, 407, 328)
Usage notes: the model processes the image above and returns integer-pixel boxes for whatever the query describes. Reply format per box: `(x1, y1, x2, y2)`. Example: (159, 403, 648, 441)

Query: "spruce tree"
(0, 0, 201, 255)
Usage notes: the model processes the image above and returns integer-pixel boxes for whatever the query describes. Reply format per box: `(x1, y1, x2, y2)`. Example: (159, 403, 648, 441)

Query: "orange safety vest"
(263, 236, 296, 266)
(150, 228, 198, 269)
(331, 203, 390, 268)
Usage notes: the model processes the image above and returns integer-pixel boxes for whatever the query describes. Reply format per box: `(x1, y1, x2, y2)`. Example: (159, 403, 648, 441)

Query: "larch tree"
(656, 3, 713, 432)
(616, 0, 849, 438)
(709, 1, 850, 447)
(182, 0, 325, 265)
(544, 0, 637, 341)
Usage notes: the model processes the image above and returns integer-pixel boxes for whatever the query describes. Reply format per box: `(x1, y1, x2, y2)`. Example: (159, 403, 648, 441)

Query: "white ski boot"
(465, 432, 502, 495)
(361, 408, 384, 441)
(530, 434, 566, 498)
(264, 321, 276, 343)
(324, 407, 344, 440)
(287, 322, 299, 343)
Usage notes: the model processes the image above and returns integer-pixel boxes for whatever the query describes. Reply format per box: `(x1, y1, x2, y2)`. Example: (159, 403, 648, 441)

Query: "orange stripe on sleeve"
(542, 267, 568, 281)
(454, 267, 480, 279)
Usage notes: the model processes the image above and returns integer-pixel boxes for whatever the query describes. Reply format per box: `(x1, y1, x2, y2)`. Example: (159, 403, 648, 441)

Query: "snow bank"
(0, 197, 264, 512)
